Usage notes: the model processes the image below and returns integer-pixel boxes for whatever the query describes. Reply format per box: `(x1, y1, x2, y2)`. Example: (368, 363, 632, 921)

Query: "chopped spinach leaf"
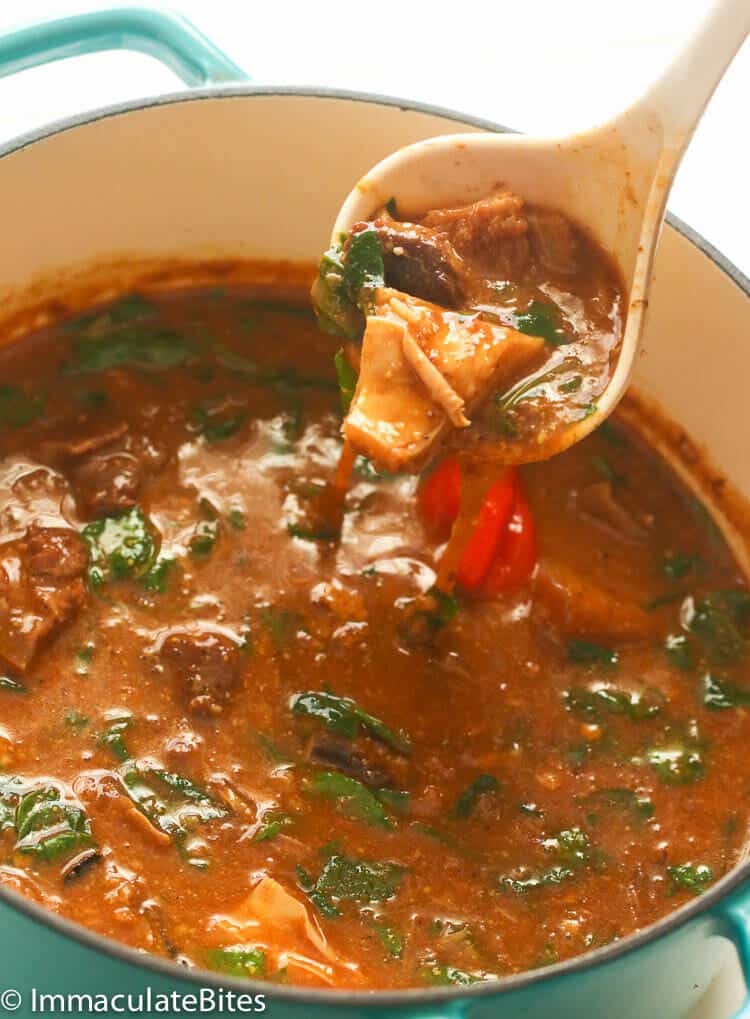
(64, 709, 90, 731)
(682, 591, 750, 665)
(568, 640, 619, 669)
(9, 783, 95, 862)
(189, 500, 219, 559)
(286, 523, 337, 542)
(543, 827, 591, 867)
(228, 508, 246, 530)
(303, 771, 395, 829)
(298, 852, 405, 917)
(82, 507, 157, 590)
(290, 690, 411, 754)
(334, 348, 358, 414)
(0, 385, 45, 429)
(206, 945, 266, 978)
(384, 196, 398, 217)
(667, 862, 713, 896)
(564, 684, 662, 721)
(190, 400, 246, 442)
(662, 553, 702, 580)
(664, 633, 694, 671)
(646, 742, 705, 785)
(0, 674, 26, 694)
(344, 226, 385, 310)
(700, 673, 750, 710)
(515, 300, 569, 345)
(119, 764, 228, 846)
(253, 812, 294, 843)
(140, 556, 174, 593)
(453, 774, 499, 819)
(419, 964, 484, 987)
(501, 865, 575, 894)
(584, 787, 654, 821)
(374, 922, 404, 959)
(96, 718, 132, 762)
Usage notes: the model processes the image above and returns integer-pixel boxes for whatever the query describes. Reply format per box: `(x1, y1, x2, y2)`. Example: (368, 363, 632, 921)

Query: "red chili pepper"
(417, 456, 462, 540)
(455, 468, 517, 591)
(480, 482, 537, 594)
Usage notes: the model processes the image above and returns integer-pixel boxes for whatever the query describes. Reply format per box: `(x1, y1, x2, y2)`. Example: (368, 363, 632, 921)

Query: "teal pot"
(0, 9, 748, 1019)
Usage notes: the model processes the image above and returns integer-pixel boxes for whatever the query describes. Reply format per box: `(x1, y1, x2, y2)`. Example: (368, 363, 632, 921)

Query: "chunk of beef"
(421, 192, 531, 277)
(534, 558, 659, 645)
(575, 482, 650, 544)
(160, 631, 240, 717)
(344, 289, 544, 472)
(370, 217, 467, 307)
(71, 451, 142, 518)
(0, 525, 87, 673)
(42, 424, 144, 519)
(25, 525, 89, 580)
(526, 208, 581, 276)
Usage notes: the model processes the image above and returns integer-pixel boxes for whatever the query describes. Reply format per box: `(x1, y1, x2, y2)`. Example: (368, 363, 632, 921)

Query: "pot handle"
(714, 883, 750, 1018)
(0, 7, 248, 87)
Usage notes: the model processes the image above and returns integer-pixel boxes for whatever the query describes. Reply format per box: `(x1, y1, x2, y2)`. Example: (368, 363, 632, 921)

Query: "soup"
(0, 275, 748, 989)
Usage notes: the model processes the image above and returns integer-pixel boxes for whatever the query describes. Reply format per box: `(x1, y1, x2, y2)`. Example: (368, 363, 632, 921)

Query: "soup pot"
(0, 9, 748, 1019)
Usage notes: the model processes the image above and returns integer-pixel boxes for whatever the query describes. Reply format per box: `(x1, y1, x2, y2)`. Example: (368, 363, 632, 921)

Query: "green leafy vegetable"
(700, 673, 750, 710)
(420, 964, 484, 986)
(667, 863, 713, 896)
(228, 508, 246, 530)
(253, 812, 294, 843)
(664, 633, 694, 671)
(64, 709, 90, 731)
(290, 690, 411, 754)
(662, 553, 702, 580)
(8, 783, 95, 862)
(140, 556, 174, 593)
(286, 523, 337, 542)
(584, 787, 654, 821)
(190, 500, 219, 559)
(567, 640, 619, 669)
(501, 865, 575, 894)
(334, 349, 358, 414)
(0, 385, 45, 428)
(97, 717, 132, 762)
(344, 226, 385, 309)
(205, 945, 266, 978)
(564, 684, 662, 721)
(297, 852, 405, 917)
(375, 922, 404, 959)
(542, 827, 591, 866)
(82, 507, 157, 589)
(453, 774, 499, 819)
(384, 196, 398, 217)
(0, 674, 26, 694)
(682, 590, 750, 665)
(515, 300, 569, 345)
(190, 400, 246, 442)
(646, 743, 705, 785)
(303, 771, 395, 829)
(119, 764, 228, 849)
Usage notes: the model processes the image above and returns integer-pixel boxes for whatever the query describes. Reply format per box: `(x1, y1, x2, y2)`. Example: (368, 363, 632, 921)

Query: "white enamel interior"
(0, 92, 746, 521)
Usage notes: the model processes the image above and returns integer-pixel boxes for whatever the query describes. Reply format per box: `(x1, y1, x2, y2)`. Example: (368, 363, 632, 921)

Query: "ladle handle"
(629, 0, 750, 155)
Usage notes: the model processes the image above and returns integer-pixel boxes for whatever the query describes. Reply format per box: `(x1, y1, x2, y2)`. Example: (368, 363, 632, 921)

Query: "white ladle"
(332, 0, 750, 457)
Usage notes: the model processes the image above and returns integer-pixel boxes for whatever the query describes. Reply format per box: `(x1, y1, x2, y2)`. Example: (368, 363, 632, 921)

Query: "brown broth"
(0, 282, 747, 989)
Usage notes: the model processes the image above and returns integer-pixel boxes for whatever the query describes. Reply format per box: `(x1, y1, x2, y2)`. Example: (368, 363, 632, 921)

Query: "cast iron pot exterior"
(0, 10, 748, 1019)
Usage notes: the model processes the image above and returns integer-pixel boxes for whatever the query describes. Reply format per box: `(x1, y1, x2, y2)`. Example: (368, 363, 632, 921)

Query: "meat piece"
(71, 450, 142, 518)
(534, 559, 659, 644)
(344, 289, 544, 472)
(421, 192, 531, 277)
(576, 482, 650, 544)
(42, 424, 144, 519)
(0, 526, 87, 673)
(371, 217, 467, 307)
(160, 632, 240, 717)
(307, 734, 394, 789)
(526, 208, 581, 275)
(24, 526, 88, 580)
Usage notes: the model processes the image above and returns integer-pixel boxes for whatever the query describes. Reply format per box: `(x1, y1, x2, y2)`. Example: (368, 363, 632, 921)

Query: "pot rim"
(0, 82, 748, 1007)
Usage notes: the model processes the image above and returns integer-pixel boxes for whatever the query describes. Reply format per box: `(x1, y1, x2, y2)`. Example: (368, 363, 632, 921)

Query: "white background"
(0, 1, 746, 273)
(0, 3, 746, 1017)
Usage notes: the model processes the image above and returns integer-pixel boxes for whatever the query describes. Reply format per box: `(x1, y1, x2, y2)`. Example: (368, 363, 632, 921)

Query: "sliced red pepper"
(417, 456, 462, 540)
(480, 482, 537, 595)
(455, 468, 517, 591)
